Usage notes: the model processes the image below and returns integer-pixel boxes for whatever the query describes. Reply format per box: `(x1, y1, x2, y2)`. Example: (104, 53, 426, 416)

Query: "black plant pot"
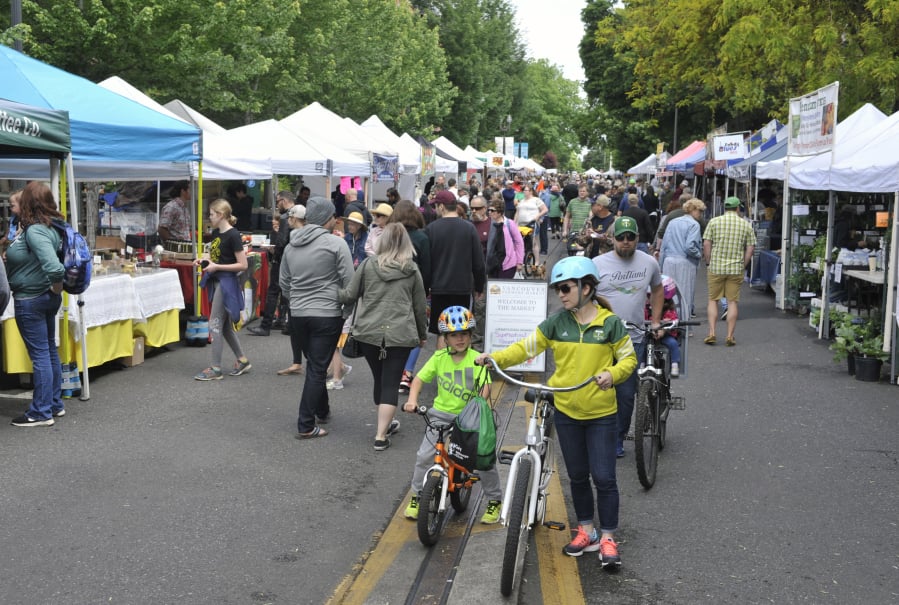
(854, 356, 882, 382)
(847, 353, 856, 376)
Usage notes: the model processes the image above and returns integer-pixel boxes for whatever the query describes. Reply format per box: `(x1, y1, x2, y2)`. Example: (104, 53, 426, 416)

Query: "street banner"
(419, 139, 436, 177)
(788, 82, 839, 156)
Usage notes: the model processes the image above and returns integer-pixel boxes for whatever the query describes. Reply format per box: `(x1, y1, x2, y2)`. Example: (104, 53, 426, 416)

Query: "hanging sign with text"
(484, 279, 548, 372)
(788, 82, 839, 156)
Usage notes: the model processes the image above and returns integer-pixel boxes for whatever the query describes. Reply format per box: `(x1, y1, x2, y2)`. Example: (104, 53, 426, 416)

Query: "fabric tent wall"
(0, 46, 199, 180)
(0, 97, 70, 157)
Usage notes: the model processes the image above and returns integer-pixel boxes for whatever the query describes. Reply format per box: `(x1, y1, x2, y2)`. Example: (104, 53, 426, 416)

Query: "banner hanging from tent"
(788, 81, 839, 156)
(0, 98, 71, 157)
(372, 153, 398, 182)
(712, 133, 747, 161)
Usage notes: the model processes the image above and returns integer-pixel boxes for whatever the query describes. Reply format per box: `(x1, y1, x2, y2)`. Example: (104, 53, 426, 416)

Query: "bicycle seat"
(524, 388, 554, 406)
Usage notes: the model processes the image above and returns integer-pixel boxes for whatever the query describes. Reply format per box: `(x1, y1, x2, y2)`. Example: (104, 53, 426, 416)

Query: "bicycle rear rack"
(670, 396, 686, 410)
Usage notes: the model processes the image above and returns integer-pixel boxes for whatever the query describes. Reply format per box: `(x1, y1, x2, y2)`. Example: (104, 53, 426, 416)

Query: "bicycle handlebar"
(477, 358, 596, 392)
(623, 319, 701, 334)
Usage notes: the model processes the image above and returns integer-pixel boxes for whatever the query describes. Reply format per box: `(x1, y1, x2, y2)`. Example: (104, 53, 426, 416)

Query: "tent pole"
(778, 158, 792, 310)
(819, 191, 836, 339)
(884, 190, 898, 379)
(63, 153, 90, 400)
(194, 167, 203, 317)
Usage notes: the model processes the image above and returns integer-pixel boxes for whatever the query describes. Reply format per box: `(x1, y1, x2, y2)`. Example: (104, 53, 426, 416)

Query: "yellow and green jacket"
(491, 303, 637, 420)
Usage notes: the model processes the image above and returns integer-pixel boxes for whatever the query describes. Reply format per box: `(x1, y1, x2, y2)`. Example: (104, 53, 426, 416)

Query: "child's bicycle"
(480, 359, 595, 597)
(517, 224, 539, 277)
(413, 406, 479, 546)
(623, 319, 699, 489)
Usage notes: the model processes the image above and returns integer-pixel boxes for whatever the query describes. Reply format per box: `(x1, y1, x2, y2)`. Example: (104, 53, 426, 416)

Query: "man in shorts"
(702, 197, 756, 346)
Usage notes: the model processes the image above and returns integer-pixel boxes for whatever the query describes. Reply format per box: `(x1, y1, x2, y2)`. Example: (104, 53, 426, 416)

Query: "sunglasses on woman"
(614, 232, 637, 242)
(552, 283, 575, 294)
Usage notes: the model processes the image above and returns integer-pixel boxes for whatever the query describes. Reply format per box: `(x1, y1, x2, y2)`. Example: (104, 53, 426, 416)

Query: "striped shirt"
(566, 198, 593, 232)
(703, 212, 756, 275)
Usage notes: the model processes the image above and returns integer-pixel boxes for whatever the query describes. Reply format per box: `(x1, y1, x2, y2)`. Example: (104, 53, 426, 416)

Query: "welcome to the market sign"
(788, 81, 839, 156)
(0, 98, 70, 157)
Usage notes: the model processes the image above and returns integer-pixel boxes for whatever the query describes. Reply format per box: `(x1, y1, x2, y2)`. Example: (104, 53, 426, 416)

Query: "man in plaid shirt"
(702, 197, 756, 346)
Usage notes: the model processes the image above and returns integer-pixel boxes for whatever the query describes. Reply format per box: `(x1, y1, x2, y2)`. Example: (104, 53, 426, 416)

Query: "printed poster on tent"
(484, 279, 548, 372)
(372, 153, 398, 183)
(788, 82, 839, 156)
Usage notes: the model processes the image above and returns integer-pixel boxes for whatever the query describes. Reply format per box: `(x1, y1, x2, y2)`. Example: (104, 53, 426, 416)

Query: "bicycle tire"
(658, 398, 668, 451)
(449, 470, 471, 513)
(523, 252, 536, 277)
(500, 457, 532, 597)
(634, 381, 659, 489)
(418, 472, 445, 546)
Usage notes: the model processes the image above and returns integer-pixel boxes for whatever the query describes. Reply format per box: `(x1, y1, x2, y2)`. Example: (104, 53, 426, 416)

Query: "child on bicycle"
(645, 275, 682, 377)
(475, 256, 636, 569)
(402, 306, 503, 524)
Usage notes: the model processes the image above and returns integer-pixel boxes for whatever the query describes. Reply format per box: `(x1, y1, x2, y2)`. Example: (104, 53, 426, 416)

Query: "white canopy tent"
(627, 154, 658, 175)
(164, 99, 227, 135)
(431, 136, 485, 170)
(360, 115, 421, 201)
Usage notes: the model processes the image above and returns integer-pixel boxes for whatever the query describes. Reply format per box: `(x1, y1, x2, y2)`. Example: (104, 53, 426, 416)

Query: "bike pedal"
(498, 450, 516, 465)
(543, 521, 566, 531)
(670, 396, 686, 410)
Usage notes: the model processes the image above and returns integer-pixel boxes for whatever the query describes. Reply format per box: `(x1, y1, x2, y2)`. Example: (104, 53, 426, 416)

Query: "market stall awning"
(0, 97, 70, 158)
(627, 153, 658, 175)
(665, 140, 706, 172)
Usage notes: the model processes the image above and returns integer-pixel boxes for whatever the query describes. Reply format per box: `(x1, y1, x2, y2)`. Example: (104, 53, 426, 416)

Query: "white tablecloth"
(130, 269, 186, 319)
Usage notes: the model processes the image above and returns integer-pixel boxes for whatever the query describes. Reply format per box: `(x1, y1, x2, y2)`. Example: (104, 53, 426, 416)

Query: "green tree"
(515, 59, 583, 168)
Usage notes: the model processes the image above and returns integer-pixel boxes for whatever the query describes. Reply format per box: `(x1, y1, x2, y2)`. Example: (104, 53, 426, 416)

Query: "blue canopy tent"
(666, 141, 706, 172)
(0, 46, 202, 399)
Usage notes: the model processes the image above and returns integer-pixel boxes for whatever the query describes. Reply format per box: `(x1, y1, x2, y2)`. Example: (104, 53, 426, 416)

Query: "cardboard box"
(122, 336, 145, 367)
(95, 235, 123, 250)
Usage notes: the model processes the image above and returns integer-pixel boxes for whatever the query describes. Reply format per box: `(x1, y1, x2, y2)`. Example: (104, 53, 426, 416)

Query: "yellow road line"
(534, 467, 586, 605)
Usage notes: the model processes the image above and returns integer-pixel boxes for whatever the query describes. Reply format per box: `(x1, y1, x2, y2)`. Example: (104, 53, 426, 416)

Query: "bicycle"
(623, 319, 699, 489)
(413, 406, 479, 547)
(480, 359, 594, 597)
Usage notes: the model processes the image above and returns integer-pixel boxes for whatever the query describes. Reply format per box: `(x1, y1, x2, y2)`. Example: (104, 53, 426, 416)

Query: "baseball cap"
(432, 190, 456, 206)
(724, 196, 741, 209)
(288, 205, 307, 220)
(613, 216, 638, 237)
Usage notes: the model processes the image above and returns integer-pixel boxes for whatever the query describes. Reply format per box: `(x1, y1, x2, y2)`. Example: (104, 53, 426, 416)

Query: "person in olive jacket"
(339, 223, 428, 451)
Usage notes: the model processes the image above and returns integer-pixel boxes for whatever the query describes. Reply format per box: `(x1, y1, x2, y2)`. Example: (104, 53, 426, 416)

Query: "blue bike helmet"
(437, 306, 476, 334)
(549, 256, 600, 287)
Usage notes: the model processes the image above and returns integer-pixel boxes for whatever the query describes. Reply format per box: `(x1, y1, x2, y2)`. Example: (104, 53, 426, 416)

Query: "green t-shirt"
(417, 348, 491, 414)
(566, 198, 593, 232)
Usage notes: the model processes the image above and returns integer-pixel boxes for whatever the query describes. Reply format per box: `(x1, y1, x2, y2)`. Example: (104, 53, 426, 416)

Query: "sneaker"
(194, 367, 223, 381)
(326, 378, 344, 390)
(481, 499, 502, 524)
(616, 440, 625, 458)
(229, 359, 252, 376)
(342, 364, 353, 380)
(404, 496, 420, 519)
(52, 409, 66, 418)
(373, 438, 390, 451)
(563, 525, 600, 556)
(670, 362, 680, 378)
(247, 326, 270, 336)
(11, 414, 54, 427)
(398, 370, 413, 394)
(386, 419, 401, 436)
(599, 537, 621, 569)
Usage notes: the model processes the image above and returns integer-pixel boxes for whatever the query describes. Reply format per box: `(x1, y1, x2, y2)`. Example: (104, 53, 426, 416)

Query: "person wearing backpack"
(6, 181, 66, 426)
(401, 306, 503, 524)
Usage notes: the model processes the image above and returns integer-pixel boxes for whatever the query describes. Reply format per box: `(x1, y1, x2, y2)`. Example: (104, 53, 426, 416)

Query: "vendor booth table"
(1, 269, 184, 374)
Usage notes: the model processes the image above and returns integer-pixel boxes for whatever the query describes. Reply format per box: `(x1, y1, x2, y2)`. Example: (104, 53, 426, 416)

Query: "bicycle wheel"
(500, 457, 532, 597)
(523, 252, 536, 277)
(634, 381, 659, 489)
(418, 472, 445, 546)
(449, 469, 471, 513)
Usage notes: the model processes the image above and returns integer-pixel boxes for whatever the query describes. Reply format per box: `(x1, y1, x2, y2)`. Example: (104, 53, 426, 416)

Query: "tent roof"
(281, 102, 396, 164)
(0, 46, 199, 176)
(0, 97, 70, 158)
(98, 77, 271, 180)
(627, 153, 657, 175)
(666, 141, 706, 172)
(360, 115, 420, 175)
(163, 99, 227, 135)
(432, 136, 484, 169)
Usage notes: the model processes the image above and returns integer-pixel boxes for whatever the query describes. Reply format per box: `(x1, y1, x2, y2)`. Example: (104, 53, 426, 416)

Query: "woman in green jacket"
(339, 223, 428, 450)
(476, 256, 636, 569)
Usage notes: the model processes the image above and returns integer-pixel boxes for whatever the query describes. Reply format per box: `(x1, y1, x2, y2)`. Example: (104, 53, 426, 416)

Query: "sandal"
(725, 337, 736, 346)
(703, 335, 717, 345)
(295, 426, 329, 440)
(277, 365, 304, 376)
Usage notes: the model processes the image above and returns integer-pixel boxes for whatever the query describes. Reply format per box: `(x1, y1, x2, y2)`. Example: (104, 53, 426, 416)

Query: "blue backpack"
(26, 219, 93, 294)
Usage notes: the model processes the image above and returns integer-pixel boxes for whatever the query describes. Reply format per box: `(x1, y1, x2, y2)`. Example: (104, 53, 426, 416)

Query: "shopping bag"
(449, 395, 497, 472)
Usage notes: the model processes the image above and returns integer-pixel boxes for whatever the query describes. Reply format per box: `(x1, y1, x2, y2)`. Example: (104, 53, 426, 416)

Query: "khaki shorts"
(707, 273, 743, 302)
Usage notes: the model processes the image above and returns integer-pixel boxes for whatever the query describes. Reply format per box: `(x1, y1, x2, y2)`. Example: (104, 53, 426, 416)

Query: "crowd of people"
(0, 170, 758, 576)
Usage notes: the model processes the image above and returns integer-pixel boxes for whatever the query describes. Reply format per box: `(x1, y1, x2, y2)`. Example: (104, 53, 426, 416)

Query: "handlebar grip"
(678, 321, 702, 327)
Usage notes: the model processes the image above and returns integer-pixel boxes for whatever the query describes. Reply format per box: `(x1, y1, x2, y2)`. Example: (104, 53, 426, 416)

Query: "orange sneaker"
(599, 537, 621, 569)
(562, 525, 600, 557)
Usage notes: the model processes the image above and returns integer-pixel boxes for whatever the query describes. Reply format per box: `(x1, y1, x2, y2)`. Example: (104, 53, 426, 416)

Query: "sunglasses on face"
(552, 283, 575, 294)
(615, 232, 637, 242)
(471, 205, 486, 210)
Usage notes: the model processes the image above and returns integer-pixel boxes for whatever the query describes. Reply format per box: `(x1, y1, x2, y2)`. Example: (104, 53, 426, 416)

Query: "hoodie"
(279, 224, 354, 317)
(338, 257, 427, 348)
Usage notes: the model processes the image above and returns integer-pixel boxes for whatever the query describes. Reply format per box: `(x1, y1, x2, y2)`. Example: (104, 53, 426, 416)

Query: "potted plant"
(829, 311, 864, 375)
(854, 328, 888, 383)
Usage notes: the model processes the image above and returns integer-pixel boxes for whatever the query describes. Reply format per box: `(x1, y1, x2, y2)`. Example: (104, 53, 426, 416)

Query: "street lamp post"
(500, 114, 512, 155)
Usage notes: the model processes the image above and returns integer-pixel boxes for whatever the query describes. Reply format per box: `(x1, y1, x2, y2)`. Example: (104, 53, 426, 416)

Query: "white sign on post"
(788, 81, 839, 156)
(483, 279, 548, 372)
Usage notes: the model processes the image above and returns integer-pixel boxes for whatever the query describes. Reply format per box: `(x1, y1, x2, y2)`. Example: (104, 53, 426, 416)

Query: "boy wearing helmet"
(401, 306, 503, 524)
(476, 257, 637, 570)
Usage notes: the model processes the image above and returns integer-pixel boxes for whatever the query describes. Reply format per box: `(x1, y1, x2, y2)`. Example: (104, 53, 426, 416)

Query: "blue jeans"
(291, 315, 343, 433)
(554, 411, 619, 532)
(616, 340, 645, 442)
(15, 291, 63, 420)
(659, 334, 681, 364)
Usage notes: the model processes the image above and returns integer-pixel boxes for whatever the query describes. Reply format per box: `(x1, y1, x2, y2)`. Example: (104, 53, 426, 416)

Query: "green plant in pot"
(829, 312, 863, 366)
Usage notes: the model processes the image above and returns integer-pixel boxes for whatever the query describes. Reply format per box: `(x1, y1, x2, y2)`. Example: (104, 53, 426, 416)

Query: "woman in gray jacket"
(339, 223, 428, 450)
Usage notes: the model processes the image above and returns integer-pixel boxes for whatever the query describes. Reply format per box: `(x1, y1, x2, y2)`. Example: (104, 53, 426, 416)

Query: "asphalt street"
(1, 238, 897, 605)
